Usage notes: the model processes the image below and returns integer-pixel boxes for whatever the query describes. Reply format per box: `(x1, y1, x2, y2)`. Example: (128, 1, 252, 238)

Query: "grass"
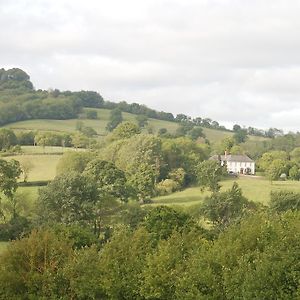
(5, 108, 179, 135)
(21, 145, 85, 154)
(0, 242, 8, 255)
(4, 154, 61, 181)
(4, 108, 267, 143)
(153, 176, 300, 207)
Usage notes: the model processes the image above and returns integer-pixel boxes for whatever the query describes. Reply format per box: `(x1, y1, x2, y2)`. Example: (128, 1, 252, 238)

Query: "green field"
(4, 108, 269, 144)
(5, 108, 179, 135)
(20, 145, 86, 154)
(5, 154, 61, 181)
(0, 242, 8, 255)
(153, 176, 300, 207)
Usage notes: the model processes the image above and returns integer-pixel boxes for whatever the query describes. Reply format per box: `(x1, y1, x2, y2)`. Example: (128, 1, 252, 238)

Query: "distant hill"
(0, 67, 275, 142)
(4, 108, 269, 144)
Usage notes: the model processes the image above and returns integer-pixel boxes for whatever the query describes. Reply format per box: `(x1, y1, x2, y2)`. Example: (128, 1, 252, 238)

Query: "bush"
(270, 190, 300, 212)
(86, 110, 98, 119)
(155, 179, 179, 195)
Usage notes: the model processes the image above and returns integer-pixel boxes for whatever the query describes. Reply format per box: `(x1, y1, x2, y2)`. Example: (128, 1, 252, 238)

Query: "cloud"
(1, 0, 300, 131)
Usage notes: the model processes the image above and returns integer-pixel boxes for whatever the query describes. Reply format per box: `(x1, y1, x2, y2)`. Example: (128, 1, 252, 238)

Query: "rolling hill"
(3, 108, 267, 144)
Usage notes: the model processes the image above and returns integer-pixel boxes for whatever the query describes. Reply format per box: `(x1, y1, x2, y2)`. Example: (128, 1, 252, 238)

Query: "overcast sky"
(1, 0, 300, 131)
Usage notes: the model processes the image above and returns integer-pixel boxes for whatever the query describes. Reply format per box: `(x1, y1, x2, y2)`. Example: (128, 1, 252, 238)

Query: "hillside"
(3, 108, 268, 144)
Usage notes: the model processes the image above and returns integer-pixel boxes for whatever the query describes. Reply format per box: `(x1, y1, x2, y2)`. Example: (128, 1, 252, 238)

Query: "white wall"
(226, 161, 255, 174)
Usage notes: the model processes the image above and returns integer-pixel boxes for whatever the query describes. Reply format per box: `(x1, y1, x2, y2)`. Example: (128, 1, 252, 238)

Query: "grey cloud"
(1, 0, 300, 131)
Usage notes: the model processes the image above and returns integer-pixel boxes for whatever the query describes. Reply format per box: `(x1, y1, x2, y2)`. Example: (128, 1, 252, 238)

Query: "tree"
(201, 182, 256, 228)
(83, 159, 129, 201)
(0, 128, 17, 151)
(80, 126, 97, 137)
(162, 137, 207, 184)
(99, 227, 153, 299)
(0, 159, 22, 219)
(0, 229, 73, 299)
(111, 121, 141, 140)
(56, 152, 96, 175)
(71, 132, 90, 148)
(187, 127, 205, 141)
(233, 124, 242, 132)
(289, 165, 300, 180)
(266, 159, 287, 182)
(106, 108, 123, 131)
(19, 158, 34, 182)
(258, 151, 289, 172)
(196, 160, 225, 192)
(37, 172, 98, 225)
(218, 136, 235, 153)
(86, 110, 98, 119)
(136, 114, 148, 128)
(142, 206, 190, 241)
(233, 129, 248, 144)
(290, 147, 300, 163)
(270, 191, 300, 212)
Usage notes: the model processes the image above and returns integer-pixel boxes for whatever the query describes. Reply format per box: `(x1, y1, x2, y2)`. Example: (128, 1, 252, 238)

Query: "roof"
(210, 154, 254, 163)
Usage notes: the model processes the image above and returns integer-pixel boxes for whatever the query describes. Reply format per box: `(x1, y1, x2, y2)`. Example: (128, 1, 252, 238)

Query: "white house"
(210, 152, 255, 175)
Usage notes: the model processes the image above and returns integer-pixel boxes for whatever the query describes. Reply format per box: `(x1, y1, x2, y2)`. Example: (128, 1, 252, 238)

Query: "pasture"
(0, 242, 8, 255)
(3, 108, 270, 144)
(4, 154, 61, 182)
(5, 108, 179, 135)
(153, 176, 300, 207)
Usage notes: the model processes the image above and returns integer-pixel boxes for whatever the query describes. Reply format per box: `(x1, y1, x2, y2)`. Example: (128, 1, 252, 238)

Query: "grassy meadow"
(153, 176, 300, 207)
(5, 108, 179, 135)
(3, 107, 271, 144)
(0, 242, 8, 255)
(4, 154, 61, 182)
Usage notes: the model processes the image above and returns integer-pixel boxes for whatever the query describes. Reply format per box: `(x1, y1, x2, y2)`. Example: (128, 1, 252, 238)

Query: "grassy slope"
(4, 154, 61, 181)
(5, 108, 179, 135)
(4, 108, 267, 143)
(0, 242, 8, 255)
(153, 176, 300, 207)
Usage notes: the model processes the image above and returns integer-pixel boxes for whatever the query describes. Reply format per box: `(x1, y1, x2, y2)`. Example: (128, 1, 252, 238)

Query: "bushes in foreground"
(0, 211, 300, 299)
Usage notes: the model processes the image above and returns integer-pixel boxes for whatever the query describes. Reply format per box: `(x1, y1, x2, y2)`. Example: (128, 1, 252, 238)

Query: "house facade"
(210, 153, 255, 175)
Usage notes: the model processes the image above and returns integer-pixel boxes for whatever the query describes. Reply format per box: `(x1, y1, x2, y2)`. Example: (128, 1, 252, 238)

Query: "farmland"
(153, 176, 300, 207)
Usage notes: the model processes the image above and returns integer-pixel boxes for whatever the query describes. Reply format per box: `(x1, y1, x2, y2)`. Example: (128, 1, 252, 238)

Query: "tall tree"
(106, 108, 123, 132)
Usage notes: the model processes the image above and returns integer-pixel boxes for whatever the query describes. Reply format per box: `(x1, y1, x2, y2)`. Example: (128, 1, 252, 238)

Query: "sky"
(1, 0, 300, 132)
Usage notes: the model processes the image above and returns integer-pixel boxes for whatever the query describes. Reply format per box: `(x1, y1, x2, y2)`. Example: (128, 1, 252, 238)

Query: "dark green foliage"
(83, 159, 129, 201)
(37, 172, 98, 225)
(162, 137, 207, 184)
(111, 121, 141, 140)
(233, 129, 248, 143)
(0, 229, 73, 299)
(187, 126, 205, 140)
(136, 114, 148, 127)
(196, 159, 226, 192)
(202, 182, 257, 228)
(0, 215, 31, 241)
(121, 203, 148, 229)
(64, 246, 105, 299)
(270, 190, 300, 212)
(0, 128, 17, 150)
(85, 109, 98, 119)
(34, 131, 73, 147)
(74, 90, 104, 108)
(16, 131, 35, 145)
(80, 126, 97, 137)
(56, 152, 96, 175)
(1, 212, 300, 299)
(98, 227, 154, 299)
(0, 159, 22, 200)
(106, 108, 123, 131)
(142, 206, 191, 240)
(52, 224, 98, 249)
